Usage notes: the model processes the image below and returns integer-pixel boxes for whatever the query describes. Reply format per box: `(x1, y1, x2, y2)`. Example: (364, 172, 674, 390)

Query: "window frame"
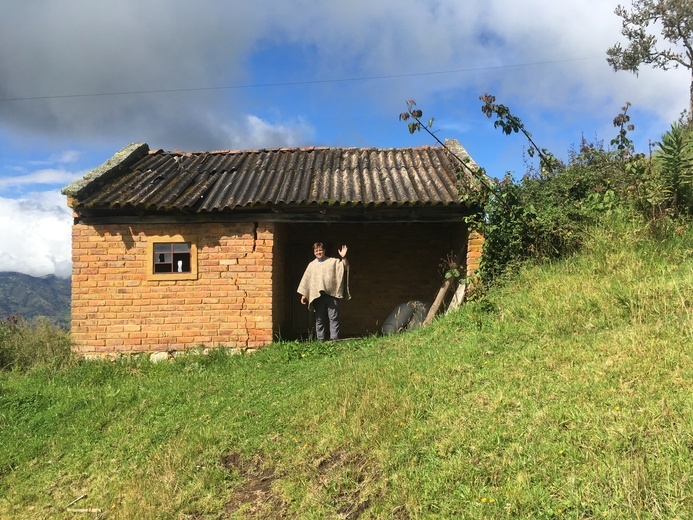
(146, 235, 198, 281)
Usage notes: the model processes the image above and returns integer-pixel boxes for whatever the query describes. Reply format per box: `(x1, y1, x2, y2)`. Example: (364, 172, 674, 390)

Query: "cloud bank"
(1, 0, 687, 151)
(0, 192, 73, 278)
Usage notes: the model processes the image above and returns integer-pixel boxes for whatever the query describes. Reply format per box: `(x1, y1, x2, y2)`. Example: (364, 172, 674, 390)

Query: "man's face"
(313, 246, 325, 260)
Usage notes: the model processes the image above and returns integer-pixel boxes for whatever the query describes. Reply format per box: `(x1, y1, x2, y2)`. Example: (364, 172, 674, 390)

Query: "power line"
(0, 56, 601, 102)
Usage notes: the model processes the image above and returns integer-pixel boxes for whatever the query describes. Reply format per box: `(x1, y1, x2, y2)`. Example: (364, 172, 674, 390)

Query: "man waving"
(297, 243, 351, 341)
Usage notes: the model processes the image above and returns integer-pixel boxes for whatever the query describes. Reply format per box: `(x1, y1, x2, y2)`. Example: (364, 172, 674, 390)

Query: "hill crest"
(0, 272, 71, 328)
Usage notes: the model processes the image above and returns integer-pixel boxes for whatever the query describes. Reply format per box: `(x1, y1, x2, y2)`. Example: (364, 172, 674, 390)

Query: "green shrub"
(479, 138, 632, 283)
(0, 316, 74, 372)
(629, 122, 693, 238)
(472, 99, 693, 284)
(654, 122, 693, 215)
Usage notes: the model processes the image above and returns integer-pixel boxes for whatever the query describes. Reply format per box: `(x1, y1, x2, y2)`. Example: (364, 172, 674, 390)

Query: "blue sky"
(0, 0, 688, 277)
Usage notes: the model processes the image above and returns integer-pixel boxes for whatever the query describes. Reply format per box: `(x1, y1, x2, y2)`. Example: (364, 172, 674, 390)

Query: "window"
(147, 235, 198, 281)
(154, 243, 191, 273)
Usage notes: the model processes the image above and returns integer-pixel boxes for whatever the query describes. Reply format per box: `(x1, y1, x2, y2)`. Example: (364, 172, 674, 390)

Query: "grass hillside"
(0, 216, 691, 519)
(0, 273, 71, 328)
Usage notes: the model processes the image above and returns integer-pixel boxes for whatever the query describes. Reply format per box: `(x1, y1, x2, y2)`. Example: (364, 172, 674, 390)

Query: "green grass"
(1, 217, 691, 519)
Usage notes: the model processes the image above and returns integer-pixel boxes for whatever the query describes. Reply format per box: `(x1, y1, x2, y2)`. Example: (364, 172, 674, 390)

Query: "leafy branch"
(606, 0, 693, 117)
(611, 101, 635, 158)
(398, 99, 497, 197)
(479, 93, 562, 175)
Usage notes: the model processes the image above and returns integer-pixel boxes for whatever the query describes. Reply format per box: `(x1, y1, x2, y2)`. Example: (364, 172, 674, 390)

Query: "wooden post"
(448, 282, 466, 311)
(423, 278, 453, 327)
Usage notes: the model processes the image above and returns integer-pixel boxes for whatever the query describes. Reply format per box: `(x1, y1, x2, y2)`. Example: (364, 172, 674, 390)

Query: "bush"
(629, 122, 693, 237)
(0, 316, 75, 372)
(654, 122, 693, 216)
(478, 139, 631, 283)
(472, 97, 693, 284)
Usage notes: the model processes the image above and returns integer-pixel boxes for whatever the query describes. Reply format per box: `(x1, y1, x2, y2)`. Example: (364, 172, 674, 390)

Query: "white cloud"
(260, 0, 687, 125)
(223, 115, 315, 150)
(53, 150, 82, 164)
(0, 168, 84, 189)
(0, 191, 72, 278)
(29, 150, 82, 166)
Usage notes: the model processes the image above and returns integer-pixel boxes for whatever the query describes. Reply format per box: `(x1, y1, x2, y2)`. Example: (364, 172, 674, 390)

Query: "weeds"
(0, 316, 74, 372)
(279, 337, 366, 361)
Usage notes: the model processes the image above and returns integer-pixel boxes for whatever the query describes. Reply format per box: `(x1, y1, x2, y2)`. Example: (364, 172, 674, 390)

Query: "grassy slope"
(0, 217, 691, 519)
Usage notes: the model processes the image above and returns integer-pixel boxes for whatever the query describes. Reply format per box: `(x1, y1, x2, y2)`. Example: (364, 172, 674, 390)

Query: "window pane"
(154, 244, 171, 254)
(155, 252, 172, 263)
(172, 253, 191, 272)
(173, 243, 190, 253)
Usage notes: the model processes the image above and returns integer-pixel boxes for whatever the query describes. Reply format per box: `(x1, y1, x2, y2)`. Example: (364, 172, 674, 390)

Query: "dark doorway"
(286, 242, 314, 339)
(283, 222, 467, 339)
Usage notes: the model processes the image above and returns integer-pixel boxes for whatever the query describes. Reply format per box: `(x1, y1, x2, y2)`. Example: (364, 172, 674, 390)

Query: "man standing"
(297, 243, 350, 341)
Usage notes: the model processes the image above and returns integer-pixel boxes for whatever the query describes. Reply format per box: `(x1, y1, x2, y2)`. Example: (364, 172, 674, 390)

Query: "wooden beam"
(423, 278, 454, 327)
(75, 208, 471, 225)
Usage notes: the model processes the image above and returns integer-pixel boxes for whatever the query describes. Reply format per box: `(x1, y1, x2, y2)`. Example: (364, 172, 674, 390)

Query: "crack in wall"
(237, 222, 259, 348)
(241, 223, 259, 259)
(232, 274, 251, 349)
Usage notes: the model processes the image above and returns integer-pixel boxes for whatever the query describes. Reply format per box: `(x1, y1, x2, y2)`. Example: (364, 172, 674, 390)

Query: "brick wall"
(70, 221, 278, 357)
(466, 229, 485, 277)
(71, 220, 483, 355)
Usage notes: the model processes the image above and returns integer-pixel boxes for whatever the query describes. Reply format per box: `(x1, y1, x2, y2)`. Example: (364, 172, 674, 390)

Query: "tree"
(606, 0, 693, 117)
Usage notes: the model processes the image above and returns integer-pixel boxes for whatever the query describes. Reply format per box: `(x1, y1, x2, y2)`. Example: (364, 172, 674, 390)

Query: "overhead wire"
(0, 56, 601, 102)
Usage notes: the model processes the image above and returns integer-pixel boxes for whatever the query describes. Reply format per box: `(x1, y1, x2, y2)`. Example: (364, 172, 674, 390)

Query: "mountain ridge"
(0, 272, 71, 328)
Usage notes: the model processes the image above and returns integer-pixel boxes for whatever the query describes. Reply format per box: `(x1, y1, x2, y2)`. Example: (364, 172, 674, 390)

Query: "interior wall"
(271, 223, 288, 341)
(284, 222, 467, 338)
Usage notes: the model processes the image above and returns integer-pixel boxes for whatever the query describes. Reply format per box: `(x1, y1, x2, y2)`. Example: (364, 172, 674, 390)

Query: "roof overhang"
(72, 202, 479, 225)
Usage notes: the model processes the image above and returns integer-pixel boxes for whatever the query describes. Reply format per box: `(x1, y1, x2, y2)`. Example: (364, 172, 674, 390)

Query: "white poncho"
(297, 257, 351, 310)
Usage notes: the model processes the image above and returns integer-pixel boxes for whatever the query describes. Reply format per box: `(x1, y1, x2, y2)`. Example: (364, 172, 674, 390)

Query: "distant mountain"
(0, 272, 71, 329)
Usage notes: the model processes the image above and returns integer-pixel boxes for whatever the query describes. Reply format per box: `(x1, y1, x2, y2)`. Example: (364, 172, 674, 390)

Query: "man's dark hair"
(312, 242, 325, 251)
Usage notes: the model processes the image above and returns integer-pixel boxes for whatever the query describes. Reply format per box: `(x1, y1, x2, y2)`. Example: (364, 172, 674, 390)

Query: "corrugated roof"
(64, 141, 480, 215)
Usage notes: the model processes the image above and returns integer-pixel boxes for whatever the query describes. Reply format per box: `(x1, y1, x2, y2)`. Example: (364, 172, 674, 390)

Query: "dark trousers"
(314, 294, 339, 340)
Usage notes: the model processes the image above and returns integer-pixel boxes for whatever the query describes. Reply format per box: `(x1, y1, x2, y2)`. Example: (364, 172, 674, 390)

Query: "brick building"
(62, 140, 485, 357)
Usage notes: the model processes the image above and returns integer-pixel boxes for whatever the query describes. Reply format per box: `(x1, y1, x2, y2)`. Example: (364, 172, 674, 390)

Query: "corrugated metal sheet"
(73, 144, 473, 213)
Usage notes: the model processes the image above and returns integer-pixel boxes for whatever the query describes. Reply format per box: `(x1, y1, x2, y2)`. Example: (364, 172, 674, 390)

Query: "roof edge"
(444, 138, 491, 191)
(444, 138, 479, 171)
(61, 142, 150, 198)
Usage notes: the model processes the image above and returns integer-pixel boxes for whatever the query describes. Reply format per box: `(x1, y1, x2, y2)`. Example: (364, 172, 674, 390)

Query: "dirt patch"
(221, 447, 392, 518)
(311, 448, 382, 519)
(222, 452, 288, 518)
